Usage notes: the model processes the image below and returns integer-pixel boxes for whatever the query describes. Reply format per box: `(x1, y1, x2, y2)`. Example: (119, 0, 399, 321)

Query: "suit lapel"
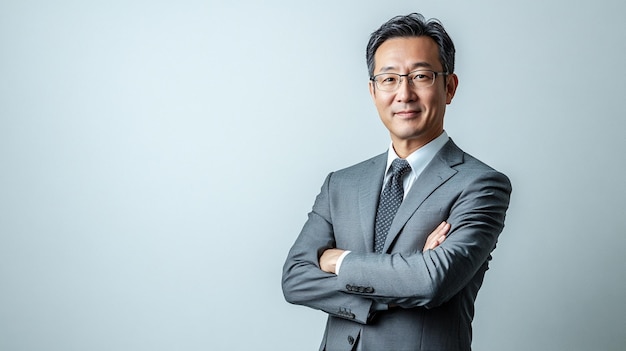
(358, 153, 387, 253)
(382, 140, 464, 253)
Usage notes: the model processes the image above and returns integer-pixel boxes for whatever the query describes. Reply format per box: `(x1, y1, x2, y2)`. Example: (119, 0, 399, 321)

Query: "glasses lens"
(375, 74, 399, 91)
(411, 71, 435, 88)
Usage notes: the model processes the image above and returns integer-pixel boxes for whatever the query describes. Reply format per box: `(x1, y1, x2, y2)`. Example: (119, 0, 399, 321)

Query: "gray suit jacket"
(282, 140, 512, 351)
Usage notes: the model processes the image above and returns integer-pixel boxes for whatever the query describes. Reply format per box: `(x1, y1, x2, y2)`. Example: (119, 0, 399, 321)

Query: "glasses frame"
(370, 69, 448, 92)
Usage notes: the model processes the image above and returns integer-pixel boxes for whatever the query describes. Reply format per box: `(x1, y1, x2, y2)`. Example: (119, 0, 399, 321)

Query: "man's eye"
(381, 77, 397, 83)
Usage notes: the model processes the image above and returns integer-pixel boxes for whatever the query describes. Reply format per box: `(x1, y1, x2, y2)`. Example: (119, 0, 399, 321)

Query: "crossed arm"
(319, 221, 451, 274)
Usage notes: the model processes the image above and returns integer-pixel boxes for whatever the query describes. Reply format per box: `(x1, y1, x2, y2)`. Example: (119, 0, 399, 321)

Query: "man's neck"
(391, 135, 439, 159)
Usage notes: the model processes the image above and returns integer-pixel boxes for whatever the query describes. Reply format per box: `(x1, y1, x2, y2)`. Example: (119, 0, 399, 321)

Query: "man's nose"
(396, 77, 417, 102)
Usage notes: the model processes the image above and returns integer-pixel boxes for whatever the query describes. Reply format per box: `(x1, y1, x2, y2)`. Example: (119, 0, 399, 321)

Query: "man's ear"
(446, 73, 459, 104)
(369, 80, 376, 101)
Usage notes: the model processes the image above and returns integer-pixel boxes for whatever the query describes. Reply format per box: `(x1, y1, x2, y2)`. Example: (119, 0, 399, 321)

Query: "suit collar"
(356, 140, 464, 253)
(382, 139, 464, 252)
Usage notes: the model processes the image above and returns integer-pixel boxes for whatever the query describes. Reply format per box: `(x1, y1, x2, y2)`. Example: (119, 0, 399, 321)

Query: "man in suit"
(282, 13, 511, 351)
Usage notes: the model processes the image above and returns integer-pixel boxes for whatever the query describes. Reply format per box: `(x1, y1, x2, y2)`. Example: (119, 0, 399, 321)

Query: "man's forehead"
(373, 37, 441, 72)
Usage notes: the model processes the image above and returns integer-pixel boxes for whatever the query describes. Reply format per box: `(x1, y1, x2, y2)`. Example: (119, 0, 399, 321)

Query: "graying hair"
(366, 13, 456, 78)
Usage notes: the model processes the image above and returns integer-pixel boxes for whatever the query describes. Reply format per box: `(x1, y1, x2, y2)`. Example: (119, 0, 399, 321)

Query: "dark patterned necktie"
(374, 158, 411, 253)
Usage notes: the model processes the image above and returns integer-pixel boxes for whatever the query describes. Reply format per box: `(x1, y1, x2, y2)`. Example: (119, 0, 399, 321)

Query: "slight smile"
(394, 110, 421, 118)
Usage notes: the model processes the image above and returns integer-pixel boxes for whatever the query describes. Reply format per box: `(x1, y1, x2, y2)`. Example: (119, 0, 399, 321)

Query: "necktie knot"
(389, 158, 411, 179)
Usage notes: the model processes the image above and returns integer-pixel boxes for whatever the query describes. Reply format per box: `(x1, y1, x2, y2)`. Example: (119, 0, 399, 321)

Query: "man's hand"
(423, 221, 450, 252)
(319, 248, 345, 274)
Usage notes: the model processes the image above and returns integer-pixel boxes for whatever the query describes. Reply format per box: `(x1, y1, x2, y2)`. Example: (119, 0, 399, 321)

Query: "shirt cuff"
(335, 250, 351, 275)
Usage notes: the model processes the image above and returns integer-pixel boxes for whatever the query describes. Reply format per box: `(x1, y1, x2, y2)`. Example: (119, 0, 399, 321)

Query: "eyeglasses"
(370, 69, 447, 92)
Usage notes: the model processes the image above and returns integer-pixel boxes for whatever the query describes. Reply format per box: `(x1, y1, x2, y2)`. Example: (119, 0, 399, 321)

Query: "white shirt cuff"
(335, 250, 351, 275)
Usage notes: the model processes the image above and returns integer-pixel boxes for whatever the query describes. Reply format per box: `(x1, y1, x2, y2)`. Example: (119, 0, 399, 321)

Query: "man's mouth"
(394, 110, 421, 118)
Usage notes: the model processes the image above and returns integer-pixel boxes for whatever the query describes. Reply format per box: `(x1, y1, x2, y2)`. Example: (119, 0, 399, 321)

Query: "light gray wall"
(1, 1, 625, 350)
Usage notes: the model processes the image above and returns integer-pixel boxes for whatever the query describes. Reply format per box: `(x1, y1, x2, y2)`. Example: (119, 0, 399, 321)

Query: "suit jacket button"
(364, 287, 374, 293)
(346, 284, 353, 291)
(348, 336, 355, 345)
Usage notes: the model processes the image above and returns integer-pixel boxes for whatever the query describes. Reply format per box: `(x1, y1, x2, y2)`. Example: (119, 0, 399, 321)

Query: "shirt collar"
(385, 131, 450, 178)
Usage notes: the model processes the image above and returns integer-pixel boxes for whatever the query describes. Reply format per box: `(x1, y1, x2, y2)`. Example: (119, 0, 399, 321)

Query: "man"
(282, 13, 511, 351)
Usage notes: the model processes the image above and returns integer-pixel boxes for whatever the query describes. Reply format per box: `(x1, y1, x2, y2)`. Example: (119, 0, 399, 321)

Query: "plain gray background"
(1, 0, 625, 350)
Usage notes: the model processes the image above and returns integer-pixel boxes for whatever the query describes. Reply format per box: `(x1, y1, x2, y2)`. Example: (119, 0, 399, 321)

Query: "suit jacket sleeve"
(282, 172, 375, 324)
(336, 169, 512, 309)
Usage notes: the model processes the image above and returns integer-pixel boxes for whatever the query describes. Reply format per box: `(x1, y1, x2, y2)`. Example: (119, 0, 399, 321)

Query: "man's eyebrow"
(377, 62, 434, 73)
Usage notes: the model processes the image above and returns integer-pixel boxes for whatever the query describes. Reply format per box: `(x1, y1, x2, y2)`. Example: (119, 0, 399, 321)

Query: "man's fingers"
(423, 221, 451, 252)
(435, 221, 447, 232)
(436, 234, 446, 245)
(438, 222, 451, 236)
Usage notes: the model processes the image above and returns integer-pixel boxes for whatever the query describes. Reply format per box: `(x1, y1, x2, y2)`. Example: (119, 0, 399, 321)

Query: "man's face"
(369, 36, 458, 153)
